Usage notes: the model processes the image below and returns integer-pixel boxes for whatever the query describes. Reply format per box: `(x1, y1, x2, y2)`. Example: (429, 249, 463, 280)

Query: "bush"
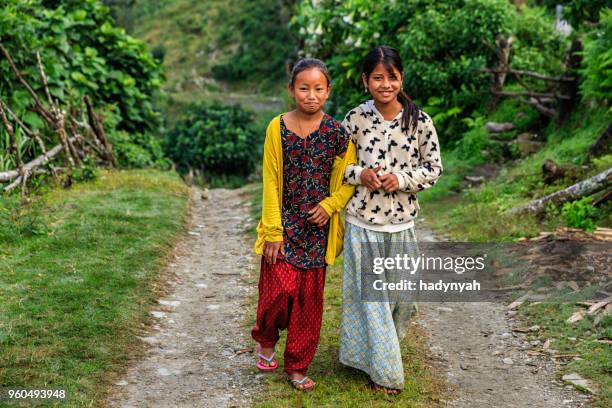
(561, 196, 599, 232)
(511, 6, 567, 76)
(580, 8, 612, 112)
(101, 105, 170, 169)
(165, 103, 259, 177)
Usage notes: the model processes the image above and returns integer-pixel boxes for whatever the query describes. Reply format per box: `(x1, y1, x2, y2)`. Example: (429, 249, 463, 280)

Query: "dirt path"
(106, 187, 260, 408)
(414, 217, 593, 408)
(105, 186, 594, 407)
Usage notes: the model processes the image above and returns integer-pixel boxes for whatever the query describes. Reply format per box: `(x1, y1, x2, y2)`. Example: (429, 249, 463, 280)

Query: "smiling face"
(363, 63, 402, 106)
(289, 68, 330, 114)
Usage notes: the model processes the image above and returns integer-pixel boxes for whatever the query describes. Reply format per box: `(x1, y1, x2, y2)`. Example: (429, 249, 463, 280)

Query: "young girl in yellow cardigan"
(252, 58, 357, 391)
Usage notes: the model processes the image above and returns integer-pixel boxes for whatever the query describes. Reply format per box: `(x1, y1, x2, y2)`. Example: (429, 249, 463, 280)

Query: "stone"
(158, 367, 172, 376)
(562, 373, 594, 393)
(159, 300, 181, 307)
(138, 336, 158, 345)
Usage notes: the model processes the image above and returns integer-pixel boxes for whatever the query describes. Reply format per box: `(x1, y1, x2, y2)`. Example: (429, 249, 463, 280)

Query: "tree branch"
(509, 168, 612, 214)
(493, 90, 571, 100)
(0, 43, 54, 124)
(481, 68, 575, 83)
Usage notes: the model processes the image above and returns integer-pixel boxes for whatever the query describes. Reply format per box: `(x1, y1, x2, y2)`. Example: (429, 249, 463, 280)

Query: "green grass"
(245, 183, 446, 407)
(0, 169, 190, 407)
(519, 302, 611, 407)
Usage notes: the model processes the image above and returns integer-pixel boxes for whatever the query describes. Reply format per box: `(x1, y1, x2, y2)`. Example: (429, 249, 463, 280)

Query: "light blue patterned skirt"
(339, 222, 420, 390)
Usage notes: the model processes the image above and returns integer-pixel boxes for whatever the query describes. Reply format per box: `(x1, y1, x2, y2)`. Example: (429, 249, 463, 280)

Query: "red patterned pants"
(251, 257, 326, 375)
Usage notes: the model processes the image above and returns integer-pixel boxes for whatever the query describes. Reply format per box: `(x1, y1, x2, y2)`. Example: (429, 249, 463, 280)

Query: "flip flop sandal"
(287, 376, 316, 392)
(255, 349, 278, 372)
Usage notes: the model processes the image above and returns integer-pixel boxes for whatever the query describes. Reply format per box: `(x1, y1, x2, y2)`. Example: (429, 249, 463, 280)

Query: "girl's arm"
(260, 120, 283, 243)
(319, 140, 357, 216)
(342, 117, 367, 186)
(395, 114, 443, 193)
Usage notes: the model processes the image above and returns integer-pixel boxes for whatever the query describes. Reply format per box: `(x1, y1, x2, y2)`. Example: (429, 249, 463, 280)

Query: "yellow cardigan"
(254, 114, 357, 266)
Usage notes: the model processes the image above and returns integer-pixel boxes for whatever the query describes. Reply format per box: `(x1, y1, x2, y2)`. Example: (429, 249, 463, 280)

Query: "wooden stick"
(0, 140, 67, 182)
(36, 51, 54, 107)
(0, 101, 27, 194)
(493, 90, 571, 100)
(518, 97, 556, 118)
(585, 123, 612, 163)
(84, 95, 117, 167)
(0, 43, 54, 124)
(481, 68, 575, 83)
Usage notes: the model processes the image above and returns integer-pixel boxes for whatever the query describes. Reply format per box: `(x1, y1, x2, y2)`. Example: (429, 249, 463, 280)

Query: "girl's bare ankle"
(259, 346, 274, 358)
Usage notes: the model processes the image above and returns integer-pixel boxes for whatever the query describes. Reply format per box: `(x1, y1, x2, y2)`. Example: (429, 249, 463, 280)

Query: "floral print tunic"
(280, 114, 349, 269)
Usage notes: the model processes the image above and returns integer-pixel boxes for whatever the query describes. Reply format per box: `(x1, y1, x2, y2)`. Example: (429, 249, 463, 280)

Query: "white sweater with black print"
(343, 100, 443, 232)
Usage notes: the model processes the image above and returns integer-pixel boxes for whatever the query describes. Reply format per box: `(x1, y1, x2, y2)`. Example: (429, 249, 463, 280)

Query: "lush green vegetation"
(292, 0, 568, 143)
(125, 0, 231, 93)
(535, 0, 610, 28)
(420, 104, 610, 241)
(211, 0, 297, 90)
(0, 170, 189, 406)
(0, 0, 167, 171)
(122, 0, 294, 95)
(581, 8, 612, 110)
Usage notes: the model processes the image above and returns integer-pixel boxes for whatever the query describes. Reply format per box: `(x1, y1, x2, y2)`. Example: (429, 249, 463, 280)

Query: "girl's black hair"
(362, 45, 420, 133)
(289, 58, 331, 87)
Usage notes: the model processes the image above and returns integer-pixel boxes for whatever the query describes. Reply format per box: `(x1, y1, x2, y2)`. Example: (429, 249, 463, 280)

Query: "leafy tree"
(580, 8, 612, 112)
(292, 0, 568, 143)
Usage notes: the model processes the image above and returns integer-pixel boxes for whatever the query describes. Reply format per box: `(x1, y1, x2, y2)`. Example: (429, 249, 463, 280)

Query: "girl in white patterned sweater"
(339, 45, 442, 395)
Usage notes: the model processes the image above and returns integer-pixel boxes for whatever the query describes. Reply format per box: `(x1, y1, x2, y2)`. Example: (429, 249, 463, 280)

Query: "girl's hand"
(360, 165, 382, 191)
(264, 240, 284, 264)
(307, 205, 330, 227)
(379, 173, 400, 193)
